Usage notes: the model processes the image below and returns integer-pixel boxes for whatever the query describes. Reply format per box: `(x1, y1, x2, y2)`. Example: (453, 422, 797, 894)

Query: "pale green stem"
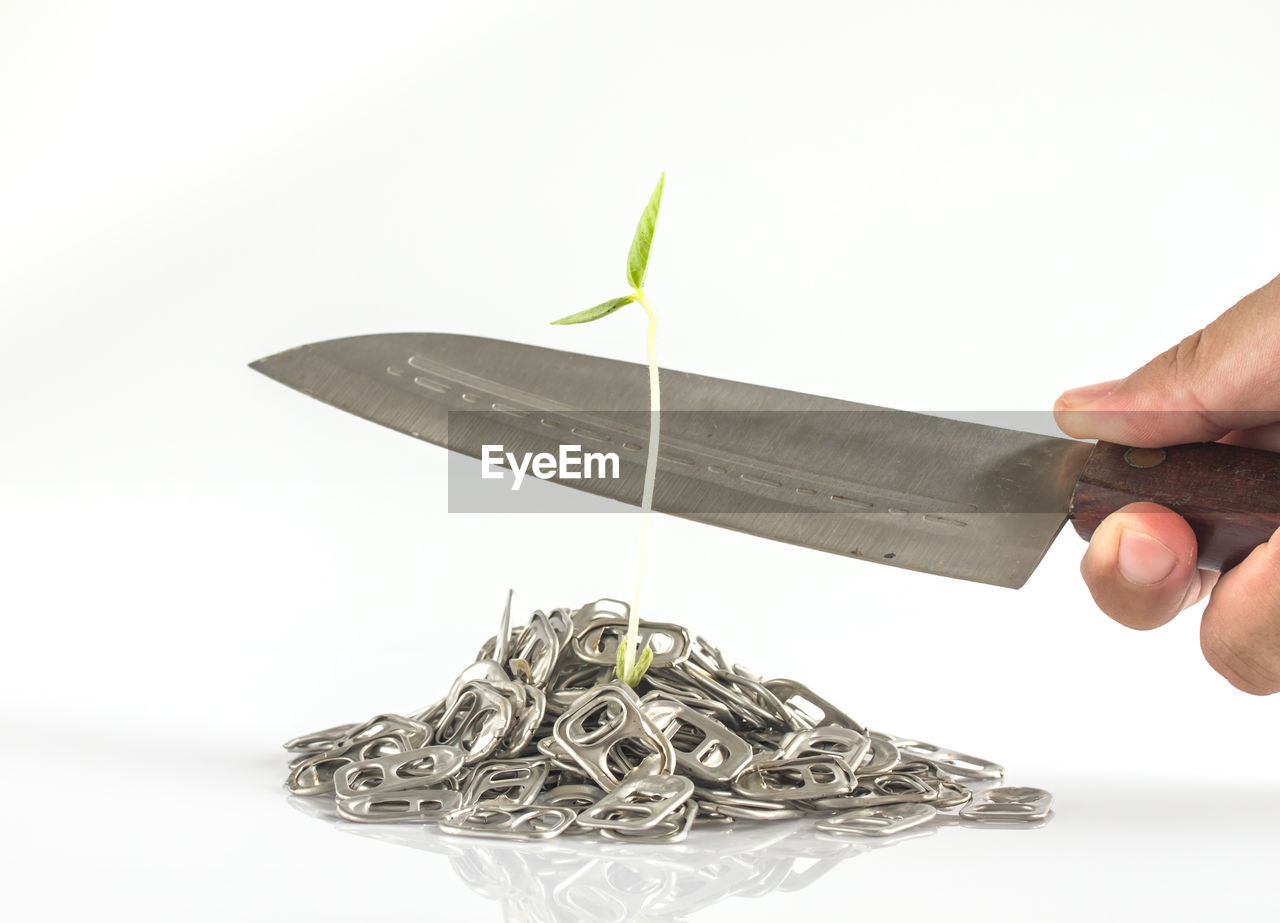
(624, 289, 660, 681)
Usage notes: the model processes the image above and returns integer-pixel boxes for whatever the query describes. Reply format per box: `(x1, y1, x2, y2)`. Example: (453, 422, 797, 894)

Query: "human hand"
(1054, 274, 1280, 695)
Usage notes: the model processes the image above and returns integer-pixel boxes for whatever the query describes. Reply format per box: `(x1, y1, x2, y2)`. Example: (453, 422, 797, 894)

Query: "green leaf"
(632, 646, 653, 684)
(550, 295, 635, 325)
(626, 173, 665, 291)
(616, 642, 653, 687)
(615, 639, 628, 683)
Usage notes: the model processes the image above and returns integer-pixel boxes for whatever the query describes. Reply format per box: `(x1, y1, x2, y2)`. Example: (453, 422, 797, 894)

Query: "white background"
(3, 1, 1278, 919)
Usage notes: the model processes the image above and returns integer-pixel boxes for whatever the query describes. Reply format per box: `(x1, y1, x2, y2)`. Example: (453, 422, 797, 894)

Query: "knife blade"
(250, 333, 1280, 589)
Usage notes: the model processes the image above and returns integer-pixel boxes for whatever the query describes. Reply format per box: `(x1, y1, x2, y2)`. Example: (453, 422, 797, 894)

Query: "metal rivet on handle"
(1123, 447, 1167, 469)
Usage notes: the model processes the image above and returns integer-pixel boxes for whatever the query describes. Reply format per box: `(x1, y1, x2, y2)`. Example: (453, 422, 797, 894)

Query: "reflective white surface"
(10, 717, 1279, 920)
(3, 1, 1280, 918)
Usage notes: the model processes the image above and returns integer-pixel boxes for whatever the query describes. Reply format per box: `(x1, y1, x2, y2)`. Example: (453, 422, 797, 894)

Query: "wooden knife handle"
(1069, 440, 1280, 571)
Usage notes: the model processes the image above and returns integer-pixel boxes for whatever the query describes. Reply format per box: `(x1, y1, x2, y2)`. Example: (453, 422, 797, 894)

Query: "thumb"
(1054, 274, 1280, 447)
(1079, 502, 1210, 631)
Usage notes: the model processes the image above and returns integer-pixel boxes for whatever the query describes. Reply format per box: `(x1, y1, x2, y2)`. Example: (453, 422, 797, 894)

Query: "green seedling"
(552, 173, 665, 687)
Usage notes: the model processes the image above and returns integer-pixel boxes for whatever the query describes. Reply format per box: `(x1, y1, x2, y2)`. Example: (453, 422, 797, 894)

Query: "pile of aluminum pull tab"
(284, 599, 1052, 842)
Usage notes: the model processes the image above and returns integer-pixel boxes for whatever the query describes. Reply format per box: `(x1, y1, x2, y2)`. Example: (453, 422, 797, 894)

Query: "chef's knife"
(250, 333, 1280, 588)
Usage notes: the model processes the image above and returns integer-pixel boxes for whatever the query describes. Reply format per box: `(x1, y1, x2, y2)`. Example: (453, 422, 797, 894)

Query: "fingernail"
(1057, 379, 1122, 409)
(1117, 530, 1178, 586)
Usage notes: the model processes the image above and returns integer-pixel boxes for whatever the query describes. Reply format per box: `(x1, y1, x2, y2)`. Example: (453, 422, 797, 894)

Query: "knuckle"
(1173, 327, 1206, 369)
(1148, 329, 1212, 410)
(1202, 629, 1280, 696)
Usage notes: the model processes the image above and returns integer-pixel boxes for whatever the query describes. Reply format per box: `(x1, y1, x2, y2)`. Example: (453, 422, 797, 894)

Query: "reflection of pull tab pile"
(417, 818, 962, 920)
(283, 598, 1052, 843)
(289, 795, 1052, 921)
